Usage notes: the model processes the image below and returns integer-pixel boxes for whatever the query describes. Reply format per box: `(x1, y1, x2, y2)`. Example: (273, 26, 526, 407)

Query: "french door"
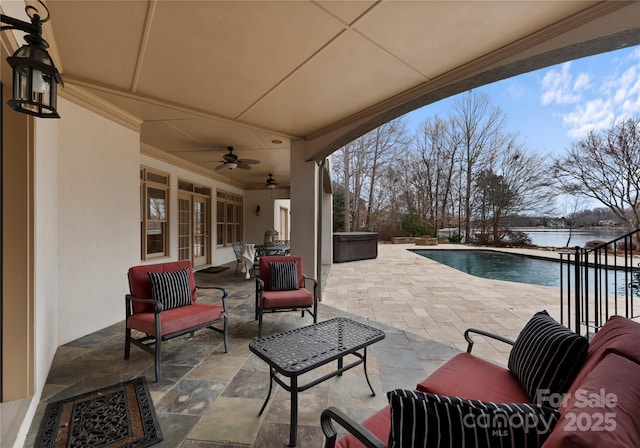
(193, 196, 208, 267)
(178, 193, 209, 268)
(178, 196, 190, 261)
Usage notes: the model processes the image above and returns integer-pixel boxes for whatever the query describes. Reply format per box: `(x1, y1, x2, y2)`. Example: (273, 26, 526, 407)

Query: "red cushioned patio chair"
(255, 255, 318, 338)
(125, 260, 228, 381)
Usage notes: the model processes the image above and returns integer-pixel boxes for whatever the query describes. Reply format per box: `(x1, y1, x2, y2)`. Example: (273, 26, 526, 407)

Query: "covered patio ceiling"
(4, 1, 640, 189)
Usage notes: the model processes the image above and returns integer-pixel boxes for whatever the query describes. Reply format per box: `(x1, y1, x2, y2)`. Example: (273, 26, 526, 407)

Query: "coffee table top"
(249, 317, 385, 375)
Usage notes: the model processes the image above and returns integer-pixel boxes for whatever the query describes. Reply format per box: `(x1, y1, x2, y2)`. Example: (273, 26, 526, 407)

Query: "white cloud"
(545, 47, 640, 140)
(505, 81, 525, 101)
(563, 99, 615, 138)
(540, 62, 589, 105)
(616, 66, 640, 116)
(574, 72, 590, 91)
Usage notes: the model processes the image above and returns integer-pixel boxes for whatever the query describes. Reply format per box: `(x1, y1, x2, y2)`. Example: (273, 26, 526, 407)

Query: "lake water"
(516, 228, 627, 248)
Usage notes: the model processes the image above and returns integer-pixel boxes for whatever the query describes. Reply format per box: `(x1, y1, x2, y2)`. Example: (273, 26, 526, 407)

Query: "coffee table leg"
(258, 369, 274, 416)
(337, 356, 343, 375)
(363, 347, 375, 396)
(290, 375, 298, 447)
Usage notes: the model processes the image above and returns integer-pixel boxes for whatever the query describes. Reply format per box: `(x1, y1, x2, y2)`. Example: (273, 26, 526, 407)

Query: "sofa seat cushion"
(336, 406, 390, 448)
(508, 310, 588, 403)
(127, 303, 224, 336)
(416, 352, 531, 403)
(387, 389, 559, 448)
(542, 353, 640, 448)
(262, 288, 314, 309)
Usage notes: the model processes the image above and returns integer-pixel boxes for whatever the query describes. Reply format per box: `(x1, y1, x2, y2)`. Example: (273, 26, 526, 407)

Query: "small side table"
(249, 317, 385, 447)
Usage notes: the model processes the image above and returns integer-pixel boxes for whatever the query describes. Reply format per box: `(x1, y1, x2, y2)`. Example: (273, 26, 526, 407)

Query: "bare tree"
(450, 91, 507, 241)
(473, 169, 513, 242)
(473, 140, 553, 242)
(414, 116, 460, 232)
(558, 190, 589, 247)
(496, 141, 553, 215)
(365, 120, 408, 229)
(381, 162, 412, 231)
(332, 119, 407, 231)
(553, 117, 640, 234)
(332, 90, 553, 241)
(333, 137, 370, 231)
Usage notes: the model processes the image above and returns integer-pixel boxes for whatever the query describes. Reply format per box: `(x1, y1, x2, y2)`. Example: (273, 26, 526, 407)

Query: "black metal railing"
(559, 228, 640, 336)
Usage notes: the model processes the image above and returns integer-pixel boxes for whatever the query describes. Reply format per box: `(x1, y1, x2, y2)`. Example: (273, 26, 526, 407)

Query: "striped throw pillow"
(269, 261, 299, 291)
(387, 389, 559, 448)
(148, 268, 193, 311)
(508, 310, 588, 404)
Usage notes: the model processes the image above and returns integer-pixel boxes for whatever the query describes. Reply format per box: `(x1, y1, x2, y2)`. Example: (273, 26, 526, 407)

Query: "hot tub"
(333, 232, 378, 263)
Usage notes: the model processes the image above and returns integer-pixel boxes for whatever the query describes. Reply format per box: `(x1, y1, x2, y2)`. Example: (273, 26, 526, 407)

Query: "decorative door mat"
(200, 266, 230, 273)
(36, 376, 162, 448)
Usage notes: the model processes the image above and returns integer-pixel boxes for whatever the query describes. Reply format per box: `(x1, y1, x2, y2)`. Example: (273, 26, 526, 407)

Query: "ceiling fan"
(214, 147, 260, 170)
(265, 173, 279, 189)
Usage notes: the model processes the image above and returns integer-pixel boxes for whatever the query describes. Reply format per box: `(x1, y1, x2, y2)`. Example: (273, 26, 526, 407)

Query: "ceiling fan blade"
(223, 153, 238, 162)
(238, 158, 260, 165)
(214, 163, 228, 170)
(237, 162, 252, 170)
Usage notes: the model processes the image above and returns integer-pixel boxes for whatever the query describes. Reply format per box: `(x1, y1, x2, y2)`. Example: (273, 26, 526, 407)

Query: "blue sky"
(404, 45, 640, 158)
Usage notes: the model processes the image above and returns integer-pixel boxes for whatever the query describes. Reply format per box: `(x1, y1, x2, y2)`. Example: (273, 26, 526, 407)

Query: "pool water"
(412, 249, 560, 287)
(412, 249, 640, 296)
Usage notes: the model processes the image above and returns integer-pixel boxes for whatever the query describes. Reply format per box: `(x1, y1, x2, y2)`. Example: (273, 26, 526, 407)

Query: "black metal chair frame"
(232, 241, 244, 275)
(320, 327, 516, 448)
(255, 275, 318, 337)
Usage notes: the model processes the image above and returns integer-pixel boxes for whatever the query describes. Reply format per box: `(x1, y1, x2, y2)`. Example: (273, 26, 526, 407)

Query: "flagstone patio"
(24, 243, 561, 447)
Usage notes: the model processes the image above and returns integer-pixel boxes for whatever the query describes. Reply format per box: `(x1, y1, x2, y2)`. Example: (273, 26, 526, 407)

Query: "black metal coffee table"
(249, 317, 385, 447)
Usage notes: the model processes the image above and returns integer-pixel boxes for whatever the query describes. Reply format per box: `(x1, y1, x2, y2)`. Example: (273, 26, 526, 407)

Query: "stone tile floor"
(323, 244, 561, 365)
(24, 244, 561, 447)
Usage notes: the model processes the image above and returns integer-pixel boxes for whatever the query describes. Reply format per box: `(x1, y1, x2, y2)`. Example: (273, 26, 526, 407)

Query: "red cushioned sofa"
(321, 315, 640, 448)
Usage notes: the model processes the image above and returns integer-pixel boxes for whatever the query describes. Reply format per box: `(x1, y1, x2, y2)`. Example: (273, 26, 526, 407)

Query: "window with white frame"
(216, 190, 243, 246)
(140, 167, 170, 259)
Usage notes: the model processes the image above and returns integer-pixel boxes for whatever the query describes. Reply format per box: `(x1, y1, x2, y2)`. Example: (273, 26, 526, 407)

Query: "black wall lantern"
(1, 0, 62, 118)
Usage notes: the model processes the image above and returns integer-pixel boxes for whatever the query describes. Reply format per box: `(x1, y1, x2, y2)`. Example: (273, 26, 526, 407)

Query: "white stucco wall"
(244, 189, 290, 244)
(34, 116, 59, 389)
(56, 100, 140, 344)
(12, 102, 63, 448)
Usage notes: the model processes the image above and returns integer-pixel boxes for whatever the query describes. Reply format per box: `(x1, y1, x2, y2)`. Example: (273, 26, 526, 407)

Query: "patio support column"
(289, 140, 318, 292)
(2, 83, 35, 401)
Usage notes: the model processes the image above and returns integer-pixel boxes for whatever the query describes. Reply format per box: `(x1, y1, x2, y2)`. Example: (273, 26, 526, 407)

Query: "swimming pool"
(412, 249, 561, 287)
(411, 249, 640, 296)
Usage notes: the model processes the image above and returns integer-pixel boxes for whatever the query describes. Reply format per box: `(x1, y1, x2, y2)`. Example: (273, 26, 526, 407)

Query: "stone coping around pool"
(414, 237, 438, 246)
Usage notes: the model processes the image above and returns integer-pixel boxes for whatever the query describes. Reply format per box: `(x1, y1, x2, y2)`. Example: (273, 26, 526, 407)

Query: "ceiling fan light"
(226, 162, 238, 170)
(268, 183, 276, 189)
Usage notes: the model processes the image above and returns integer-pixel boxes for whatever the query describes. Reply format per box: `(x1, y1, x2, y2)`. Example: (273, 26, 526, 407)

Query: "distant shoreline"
(512, 226, 629, 232)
